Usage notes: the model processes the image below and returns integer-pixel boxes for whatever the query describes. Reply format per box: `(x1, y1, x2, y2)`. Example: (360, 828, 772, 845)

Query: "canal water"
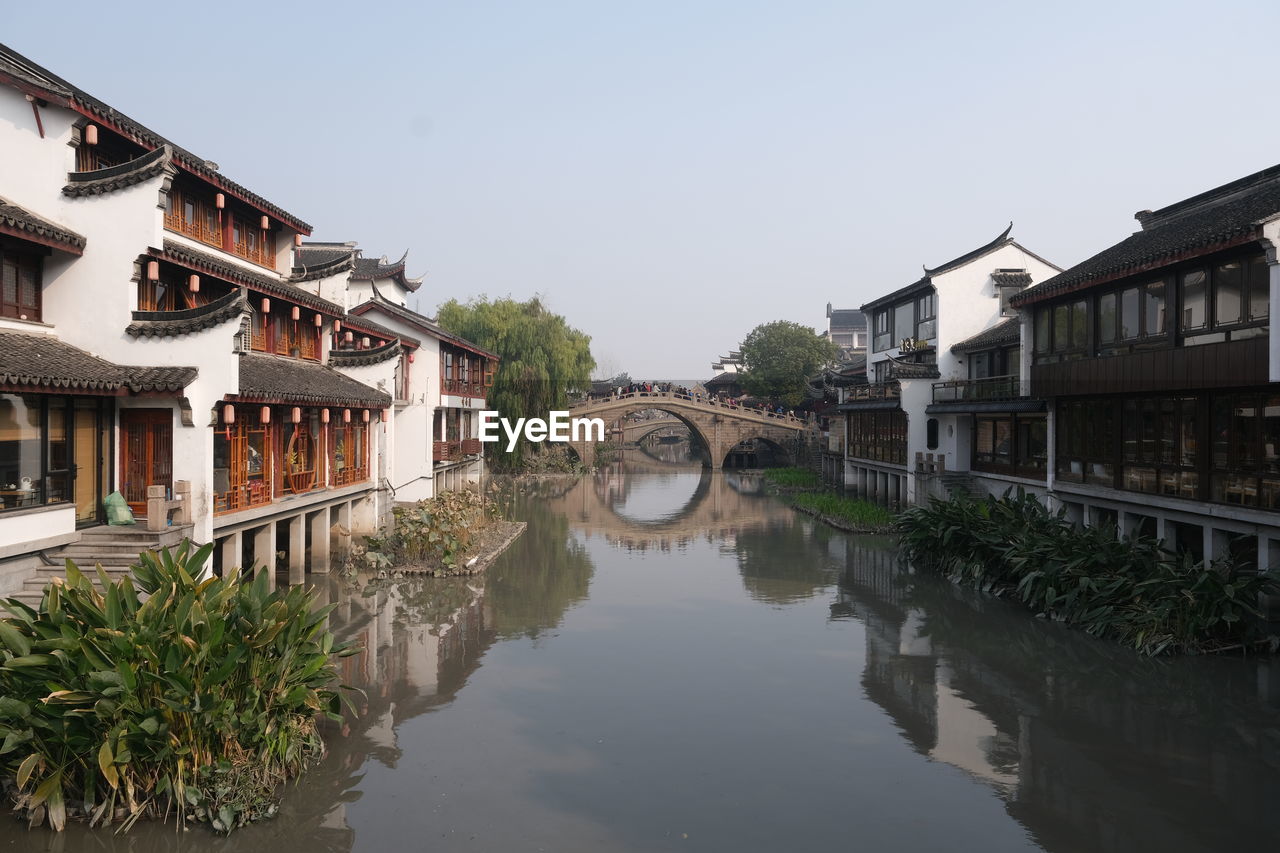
(13, 461, 1280, 851)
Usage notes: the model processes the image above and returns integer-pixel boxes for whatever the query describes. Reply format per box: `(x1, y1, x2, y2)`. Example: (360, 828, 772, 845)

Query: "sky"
(6, 1, 1280, 378)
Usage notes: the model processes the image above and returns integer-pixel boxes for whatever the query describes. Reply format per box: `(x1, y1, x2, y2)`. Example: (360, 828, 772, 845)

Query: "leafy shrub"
(365, 489, 497, 570)
(0, 542, 355, 833)
(896, 491, 1278, 655)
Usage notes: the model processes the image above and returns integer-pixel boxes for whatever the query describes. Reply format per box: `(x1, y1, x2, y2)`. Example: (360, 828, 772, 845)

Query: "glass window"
(1143, 281, 1165, 335)
(1214, 262, 1243, 326)
(970, 352, 990, 380)
(1120, 287, 1141, 339)
(1071, 300, 1088, 349)
(0, 394, 66, 510)
(1, 250, 42, 321)
(893, 301, 914, 346)
(916, 292, 936, 340)
(926, 418, 938, 450)
(1098, 292, 1116, 344)
(1005, 347, 1020, 379)
(1180, 270, 1207, 331)
(1052, 304, 1069, 352)
(1034, 308, 1050, 354)
(1248, 255, 1270, 321)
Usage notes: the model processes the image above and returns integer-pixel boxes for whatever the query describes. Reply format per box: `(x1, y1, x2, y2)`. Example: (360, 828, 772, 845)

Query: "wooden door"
(120, 409, 172, 514)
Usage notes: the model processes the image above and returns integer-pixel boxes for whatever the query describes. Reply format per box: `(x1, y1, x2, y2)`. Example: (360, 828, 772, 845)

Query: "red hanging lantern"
(188, 274, 200, 292)
(381, 409, 389, 423)
(345, 331, 354, 343)
(260, 215, 270, 230)
(362, 409, 370, 423)
(291, 306, 300, 321)
(333, 319, 341, 333)
(261, 297, 271, 314)
(321, 408, 330, 423)
(260, 406, 271, 424)
(343, 409, 351, 423)
(84, 124, 98, 145)
(291, 407, 301, 423)
(361, 336, 370, 348)
(314, 314, 323, 327)
(223, 404, 235, 424)
(294, 233, 303, 247)
(146, 260, 159, 281)
(215, 193, 225, 209)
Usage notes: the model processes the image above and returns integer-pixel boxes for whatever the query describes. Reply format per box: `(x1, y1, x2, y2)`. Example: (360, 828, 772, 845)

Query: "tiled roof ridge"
(923, 222, 1013, 276)
(157, 240, 343, 315)
(328, 338, 402, 368)
(1138, 161, 1280, 230)
(63, 144, 172, 198)
(351, 297, 498, 359)
(0, 194, 86, 252)
(126, 289, 247, 338)
(0, 329, 195, 393)
(0, 42, 311, 232)
(949, 316, 1020, 352)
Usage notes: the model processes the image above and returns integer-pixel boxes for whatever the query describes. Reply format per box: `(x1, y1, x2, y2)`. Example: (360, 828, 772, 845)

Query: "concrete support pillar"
(334, 501, 352, 561)
(1153, 515, 1168, 549)
(252, 523, 276, 591)
(219, 530, 242, 577)
(310, 509, 332, 574)
(287, 514, 306, 586)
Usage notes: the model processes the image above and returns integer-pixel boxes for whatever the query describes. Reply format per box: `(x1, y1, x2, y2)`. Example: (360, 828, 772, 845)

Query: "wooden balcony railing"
(434, 440, 460, 462)
(845, 382, 901, 402)
(931, 375, 1027, 404)
(461, 438, 482, 455)
(163, 212, 221, 249)
(441, 378, 487, 398)
(233, 239, 275, 269)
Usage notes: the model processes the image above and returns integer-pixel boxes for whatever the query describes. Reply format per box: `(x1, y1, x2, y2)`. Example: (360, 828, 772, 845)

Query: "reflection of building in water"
(549, 464, 795, 552)
(292, 577, 496, 839)
(837, 541, 1280, 852)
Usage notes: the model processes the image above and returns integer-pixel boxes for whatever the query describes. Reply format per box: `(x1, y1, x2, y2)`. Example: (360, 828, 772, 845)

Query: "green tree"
(739, 320, 839, 406)
(437, 296, 595, 467)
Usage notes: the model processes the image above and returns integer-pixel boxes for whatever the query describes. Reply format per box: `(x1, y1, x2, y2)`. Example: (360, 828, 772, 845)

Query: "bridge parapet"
(572, 390, 812, 430)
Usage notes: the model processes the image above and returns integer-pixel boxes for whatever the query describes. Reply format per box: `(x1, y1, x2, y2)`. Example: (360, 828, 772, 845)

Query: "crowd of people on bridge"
(588, 382, 810, 422)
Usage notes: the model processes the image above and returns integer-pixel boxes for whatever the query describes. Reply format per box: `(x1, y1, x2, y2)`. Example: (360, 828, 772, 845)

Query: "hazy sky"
(7, 1, 1280, 378)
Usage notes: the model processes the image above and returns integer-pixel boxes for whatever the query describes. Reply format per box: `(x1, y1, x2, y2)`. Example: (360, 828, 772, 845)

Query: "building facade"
(1011, 163, 1280, 569)
(839, 226, 1060, 504)
(0, 43, 494, 595)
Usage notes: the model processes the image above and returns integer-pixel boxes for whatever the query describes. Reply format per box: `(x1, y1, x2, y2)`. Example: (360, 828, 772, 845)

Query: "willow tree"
(739, 320, 839, 407)
(437, 296, 595, 467)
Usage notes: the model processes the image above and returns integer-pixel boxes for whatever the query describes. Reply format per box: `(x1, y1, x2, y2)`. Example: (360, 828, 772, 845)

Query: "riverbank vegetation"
(0, 542, 353, 833)
(361, 488, 522, 576)
(763, 467, 893, 532)
(896, 491, 1278, 656)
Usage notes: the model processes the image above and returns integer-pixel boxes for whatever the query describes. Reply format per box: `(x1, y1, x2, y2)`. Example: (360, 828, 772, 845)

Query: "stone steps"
(8, 525, 195, 610)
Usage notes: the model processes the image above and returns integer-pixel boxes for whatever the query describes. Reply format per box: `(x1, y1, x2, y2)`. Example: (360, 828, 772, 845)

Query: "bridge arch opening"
(720, 436, 792, 469)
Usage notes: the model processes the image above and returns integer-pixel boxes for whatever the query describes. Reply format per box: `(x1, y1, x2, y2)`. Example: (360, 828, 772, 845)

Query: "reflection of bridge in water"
(568, 390, 818, 469)
(834, 541, 1280, 853)
(544, 462, 793, 551)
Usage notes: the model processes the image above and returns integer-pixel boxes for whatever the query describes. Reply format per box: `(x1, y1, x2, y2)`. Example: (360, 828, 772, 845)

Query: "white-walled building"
(839, 225, 1060, 504)
(0, 43, 494, 596)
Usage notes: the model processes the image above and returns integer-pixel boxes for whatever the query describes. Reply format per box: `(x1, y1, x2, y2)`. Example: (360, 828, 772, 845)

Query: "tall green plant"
(896, 491, 1277, 655)
(0, 542, 357, 832)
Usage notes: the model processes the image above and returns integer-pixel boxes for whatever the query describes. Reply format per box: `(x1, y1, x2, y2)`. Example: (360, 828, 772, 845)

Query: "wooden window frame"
(1, 248, 42, 322)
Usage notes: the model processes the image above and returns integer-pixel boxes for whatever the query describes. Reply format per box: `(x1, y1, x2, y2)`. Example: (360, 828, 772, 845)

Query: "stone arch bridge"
(567, 390, 818, 469)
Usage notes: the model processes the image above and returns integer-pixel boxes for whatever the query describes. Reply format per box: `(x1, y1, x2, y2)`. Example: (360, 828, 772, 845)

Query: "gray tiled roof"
(0, 195, 86, 253)
(351, 252, 423, 292)
(329, 338, 401, 368)
(236, 353, 390, 408)
(887, 356, 940, 380)
(63, 145, 172, 198)
(292, 243, 358, 281)
(991, 269, 1032, 288)
(0, 330, 195, 393)
(127, 289, 247, 338)
(0, 43, 311, 232)
(1013, 162, 1280, 308)
(950, 317, 1020, 352)
(158, 240, 342, 315)
(351, 298, 497, 359)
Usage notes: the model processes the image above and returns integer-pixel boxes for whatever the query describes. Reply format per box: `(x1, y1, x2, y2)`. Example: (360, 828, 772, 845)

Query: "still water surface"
(13, 462, 1280, 851)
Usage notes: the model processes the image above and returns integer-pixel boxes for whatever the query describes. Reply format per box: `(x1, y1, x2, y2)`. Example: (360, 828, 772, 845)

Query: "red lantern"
(223, 404, 235, 424)
(261, 298, 271, 314)
(380, 409, 389, 423)
(291, 407, 301, 423)
(407, 352, 415, 363)
(314, 314, 323, 327)
(345, 331, 353, 343)
(333, 319, 341, 333)
(84, 124, 98, 145)
(260, 215, 270, 230)
(188, 274, 200, 292)
(361, 336, 370, 348)
(260, 406, 271, 424)
(343, 409, 351, 423)
(294, 234, 303, 247)
(362, 409, 370, 423)
(292, 306, 300, 321)
(321, 408, 330, 423)
(146, 260, 159, 281)
(215, 193, 225, 209)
